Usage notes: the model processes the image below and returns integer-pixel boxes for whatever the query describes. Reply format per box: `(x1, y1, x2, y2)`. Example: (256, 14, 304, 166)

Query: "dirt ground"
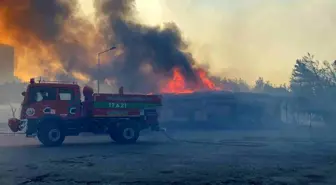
(0, 127, 336, 185)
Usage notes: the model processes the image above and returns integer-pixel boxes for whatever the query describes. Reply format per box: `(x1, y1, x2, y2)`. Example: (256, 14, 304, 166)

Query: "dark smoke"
(94, 0, 200, 93)
(1, 0, 202, 93)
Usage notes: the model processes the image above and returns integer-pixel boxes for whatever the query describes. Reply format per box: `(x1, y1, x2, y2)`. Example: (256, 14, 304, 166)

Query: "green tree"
(253, 77, 289, 95)
(211, 77, 250, 92)
(290, 53, 336, 126)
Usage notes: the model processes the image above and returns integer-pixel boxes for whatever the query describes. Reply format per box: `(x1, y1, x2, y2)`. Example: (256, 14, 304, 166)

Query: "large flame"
(197, 68, 221, 91)
(161, 68, 193, 94)
(0, 0, 101, 81)
(160, 67, 221, 94)
(0, 1, 54, 80)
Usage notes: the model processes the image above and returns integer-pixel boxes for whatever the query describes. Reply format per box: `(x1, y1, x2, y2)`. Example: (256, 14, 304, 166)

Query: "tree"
(290, 53, 336, 127)
(254, 77, 265, 92)
(290, 53, 322, 97)
(253, 77, 289, 95)
(211, 77, 250, 92)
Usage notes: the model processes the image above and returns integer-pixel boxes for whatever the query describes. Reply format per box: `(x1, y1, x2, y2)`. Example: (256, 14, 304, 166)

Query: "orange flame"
(161, 68, 194, 94)
(197, 68, 221, 91)
(160, 67, 221, 94)
(0, 2, 102, 81)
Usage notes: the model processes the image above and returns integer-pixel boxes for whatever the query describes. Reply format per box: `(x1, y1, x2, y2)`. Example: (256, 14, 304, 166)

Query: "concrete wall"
(280, 101, 325, 127)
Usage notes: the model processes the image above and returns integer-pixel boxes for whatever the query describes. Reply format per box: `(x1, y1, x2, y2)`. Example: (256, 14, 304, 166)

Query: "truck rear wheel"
(37, 122, 65, 147)
(111, 122, 140, 144)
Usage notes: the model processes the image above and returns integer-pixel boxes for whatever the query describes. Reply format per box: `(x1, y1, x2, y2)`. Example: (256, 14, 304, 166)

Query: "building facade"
(0, 44, 14, 83)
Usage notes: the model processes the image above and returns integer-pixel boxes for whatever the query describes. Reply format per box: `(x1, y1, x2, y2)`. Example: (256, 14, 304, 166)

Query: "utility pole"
(97, 46, 117, 94)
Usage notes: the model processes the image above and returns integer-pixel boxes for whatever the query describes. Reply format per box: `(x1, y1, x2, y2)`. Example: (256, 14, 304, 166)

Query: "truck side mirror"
(21, 92, 26, 96)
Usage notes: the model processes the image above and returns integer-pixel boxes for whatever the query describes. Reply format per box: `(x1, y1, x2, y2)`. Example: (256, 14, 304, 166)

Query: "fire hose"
(159, 128, 222, 145)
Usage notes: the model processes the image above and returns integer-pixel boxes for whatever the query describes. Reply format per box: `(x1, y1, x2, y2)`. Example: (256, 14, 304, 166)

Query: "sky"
(78, 0, 336, 85)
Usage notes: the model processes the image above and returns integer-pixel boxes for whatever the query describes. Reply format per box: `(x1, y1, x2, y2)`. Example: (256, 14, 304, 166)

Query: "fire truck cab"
(9, 78, 162, 147)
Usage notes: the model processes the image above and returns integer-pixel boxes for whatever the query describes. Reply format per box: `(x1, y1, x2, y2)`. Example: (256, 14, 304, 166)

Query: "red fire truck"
(8, 78, 163, 147)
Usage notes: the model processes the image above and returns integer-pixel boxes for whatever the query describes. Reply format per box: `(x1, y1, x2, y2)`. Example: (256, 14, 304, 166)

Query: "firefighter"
(119, 86, 124, 95)
(83, 86, 94, 101)
(82, 86, 94, 118)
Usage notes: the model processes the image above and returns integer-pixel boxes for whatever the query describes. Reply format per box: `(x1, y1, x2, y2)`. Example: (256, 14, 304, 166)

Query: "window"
(59, 89, 74, 101)
(29, 87, 57, 103)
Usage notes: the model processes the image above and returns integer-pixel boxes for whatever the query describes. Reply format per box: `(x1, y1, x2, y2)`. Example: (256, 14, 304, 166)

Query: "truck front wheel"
(37, 123, 65, 147)
(112, 123, 139, 144)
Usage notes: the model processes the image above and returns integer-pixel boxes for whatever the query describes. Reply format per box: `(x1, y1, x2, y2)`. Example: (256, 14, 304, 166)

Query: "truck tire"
(109, 131, 118, 142)
(37, 122, 65, 147)
(113, 122, 140, 144)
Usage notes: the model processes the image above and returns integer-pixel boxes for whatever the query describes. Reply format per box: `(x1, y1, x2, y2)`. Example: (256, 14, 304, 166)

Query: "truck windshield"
(28, 87, 57, 104)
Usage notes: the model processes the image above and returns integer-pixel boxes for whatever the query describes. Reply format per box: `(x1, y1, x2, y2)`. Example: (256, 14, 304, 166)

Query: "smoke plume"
(0, 0, 102, 81)
(0, 0, 205, 93)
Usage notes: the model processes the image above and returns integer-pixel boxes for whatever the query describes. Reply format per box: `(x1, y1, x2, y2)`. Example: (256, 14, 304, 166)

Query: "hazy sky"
(79, 0, 336, 85)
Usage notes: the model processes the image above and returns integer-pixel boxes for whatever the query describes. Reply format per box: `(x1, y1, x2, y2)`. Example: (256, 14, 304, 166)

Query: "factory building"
(0, 44, 15, 83)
